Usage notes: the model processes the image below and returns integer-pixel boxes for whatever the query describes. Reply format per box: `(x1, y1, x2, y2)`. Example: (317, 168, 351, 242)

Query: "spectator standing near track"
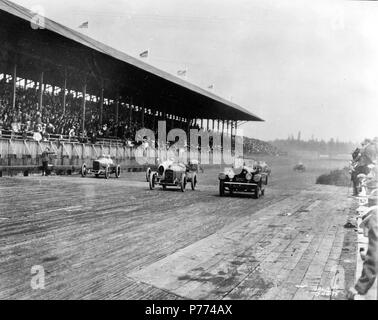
(41, 147, 55, 176)
(347, 198, 378, 299)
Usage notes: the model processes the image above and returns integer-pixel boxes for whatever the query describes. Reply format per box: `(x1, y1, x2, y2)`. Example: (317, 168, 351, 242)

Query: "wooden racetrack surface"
(0, 158, 358, 300)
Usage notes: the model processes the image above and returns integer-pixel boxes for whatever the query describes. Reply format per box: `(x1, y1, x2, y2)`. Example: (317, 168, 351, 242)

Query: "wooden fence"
(0, 138, 137, 167)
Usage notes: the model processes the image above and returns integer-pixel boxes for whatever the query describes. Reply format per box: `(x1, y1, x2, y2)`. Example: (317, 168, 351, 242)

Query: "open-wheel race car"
(148, 159, 198, 192)
(293, 163, 306, 172)
(218, 158, 270, 198)
(81, 155, 121, 179)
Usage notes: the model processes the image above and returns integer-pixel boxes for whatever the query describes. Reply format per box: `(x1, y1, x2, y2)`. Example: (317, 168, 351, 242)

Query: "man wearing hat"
(41, 147, 55, 176)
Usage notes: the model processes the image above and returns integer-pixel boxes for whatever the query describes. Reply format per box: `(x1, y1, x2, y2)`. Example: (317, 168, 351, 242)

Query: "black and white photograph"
(0, 0, 377, 306)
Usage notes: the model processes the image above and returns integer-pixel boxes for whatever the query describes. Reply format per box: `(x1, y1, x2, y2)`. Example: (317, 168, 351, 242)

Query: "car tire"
(219, 181, 225, 196)
(254, 185, 261, 199)
(180, 174, 186, 192)
(191, 174, 197, 190)
(81, 163, 87, 177)
(146, 168, 151, 182)
(115, 165, 121, 178)
(162, 184, 167, 190)
(104, 166, 110, 179)
(149, 172, 156, 190)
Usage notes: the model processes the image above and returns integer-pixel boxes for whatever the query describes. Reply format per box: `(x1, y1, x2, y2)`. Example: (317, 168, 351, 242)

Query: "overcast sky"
(11, 0, 378, 142)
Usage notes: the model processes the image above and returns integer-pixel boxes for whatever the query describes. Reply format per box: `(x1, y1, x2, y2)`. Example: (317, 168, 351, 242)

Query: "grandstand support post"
(163, 107, 166, 122)
(82, 82, 87, 139)
(217, 119, 220, 132)
(129, 97, 133, 127)
(115, 95, 119, 137)
(235, 121, 238, 136)
(39, 71, 44, 110)
(200, 119, 203, 130)
(62, 68, 67, 114)
(141, 102, 145, 127)
(99, 86, 104, 126)
(222, 120, 225, 136)
(207, 119, 209, 131)
(230, 121, 233, 138)
(12, 64, 17, 110)
(154, 110, 157, 132)
(212, 119, 215, 131)
(226, 120, 229, 136)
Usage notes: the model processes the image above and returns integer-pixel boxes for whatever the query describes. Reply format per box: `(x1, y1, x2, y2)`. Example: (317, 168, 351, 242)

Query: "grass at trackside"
(316, 167, 350, 187)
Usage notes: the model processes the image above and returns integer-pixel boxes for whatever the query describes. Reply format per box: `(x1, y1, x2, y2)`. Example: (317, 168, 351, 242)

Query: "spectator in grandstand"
(35, 111, 42, 126)
(68, 125, 76, 141)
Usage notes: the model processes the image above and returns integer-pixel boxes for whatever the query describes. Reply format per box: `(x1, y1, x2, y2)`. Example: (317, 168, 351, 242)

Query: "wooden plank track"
(0, 161, 357, 299)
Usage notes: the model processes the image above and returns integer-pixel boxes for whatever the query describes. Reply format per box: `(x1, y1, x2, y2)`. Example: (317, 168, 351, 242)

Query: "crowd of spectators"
(346, 137, 378, 300)
(1, 75, 280, 156)
(243, 137, 281, 156)
(0, 77, 193, 145)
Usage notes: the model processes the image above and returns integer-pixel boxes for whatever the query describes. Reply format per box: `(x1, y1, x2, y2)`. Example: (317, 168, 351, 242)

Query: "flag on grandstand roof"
(78, 21, 88, 28)
(139, 50, 149, 58)
(208, 84, 214, 89)
(177, 70, 187, 76)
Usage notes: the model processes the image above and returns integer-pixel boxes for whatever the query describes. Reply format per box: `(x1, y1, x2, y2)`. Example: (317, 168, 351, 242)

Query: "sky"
(10, 0, 378, 142)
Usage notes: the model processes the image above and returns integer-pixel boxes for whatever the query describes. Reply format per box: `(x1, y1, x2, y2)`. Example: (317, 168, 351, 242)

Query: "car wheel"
(261, 188, 265, 196)
(191, 174, 197, 190)
(149, 172, 156, 190)
(180, 175, 186, 192)
(81, 163, 87, 177)
(115, 165, 121, 178)
(95, 174, 99, 178)
(104, 166, 110, 179)
(219, 181, 225, 196)
(162, 184, 167, 190)
(146, 168, 151, 182)
(254, 185, 261, 199)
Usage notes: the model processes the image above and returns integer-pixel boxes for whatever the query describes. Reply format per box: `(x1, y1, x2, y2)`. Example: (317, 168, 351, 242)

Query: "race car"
(81, 155, 121, 179)
(218, 158, 269, 198)
(148, 159, 198, 192)
(293, 163, 306, 172)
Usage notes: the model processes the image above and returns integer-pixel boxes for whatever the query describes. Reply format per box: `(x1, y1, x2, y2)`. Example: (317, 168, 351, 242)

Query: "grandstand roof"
(0, 0, 264, 121)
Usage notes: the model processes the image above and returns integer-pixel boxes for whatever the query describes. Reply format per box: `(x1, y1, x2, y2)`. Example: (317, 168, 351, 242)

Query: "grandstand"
(0, 0, 263, 171)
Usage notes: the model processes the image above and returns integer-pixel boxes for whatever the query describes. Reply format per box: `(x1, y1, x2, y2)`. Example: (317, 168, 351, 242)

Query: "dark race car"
(218, 159, 270, 198)
(81, 155, 121, 179)
(293, 163, 306, 172)
(148, 159, 198, 192)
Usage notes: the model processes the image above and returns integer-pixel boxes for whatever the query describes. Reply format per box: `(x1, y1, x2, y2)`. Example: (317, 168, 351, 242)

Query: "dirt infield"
(0, 156, 357, 299)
